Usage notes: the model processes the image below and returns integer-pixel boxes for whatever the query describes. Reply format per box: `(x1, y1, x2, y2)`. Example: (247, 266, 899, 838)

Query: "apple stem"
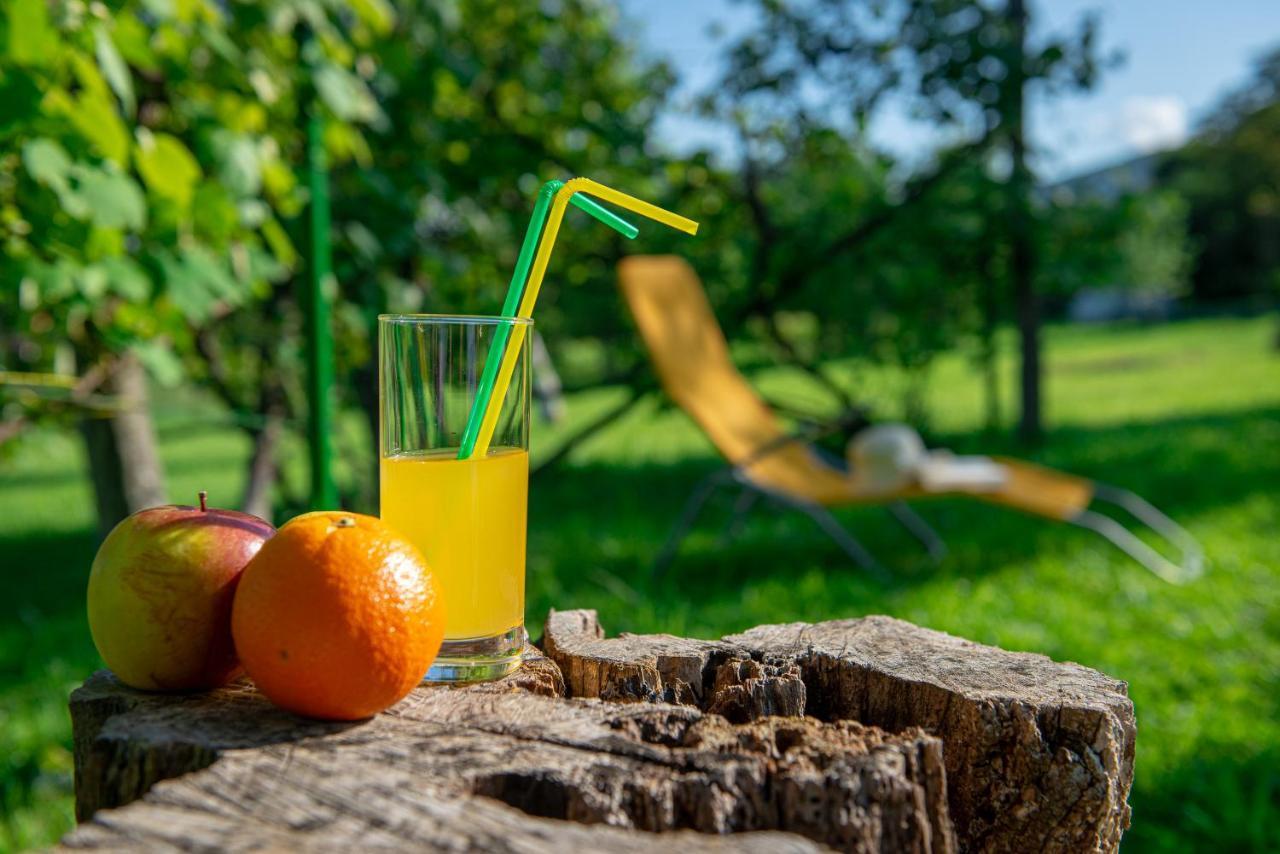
(198, 491, 208, 512)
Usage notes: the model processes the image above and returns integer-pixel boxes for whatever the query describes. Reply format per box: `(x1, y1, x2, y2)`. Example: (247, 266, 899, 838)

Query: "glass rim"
(378, 312, 533, 327)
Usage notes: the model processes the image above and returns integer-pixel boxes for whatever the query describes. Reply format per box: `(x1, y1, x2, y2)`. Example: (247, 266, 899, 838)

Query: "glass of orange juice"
(378, 314, 532, 682)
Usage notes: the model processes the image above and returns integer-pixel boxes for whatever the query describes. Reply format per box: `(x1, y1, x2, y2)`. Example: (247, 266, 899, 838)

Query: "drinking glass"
(378, 314, 531, 682)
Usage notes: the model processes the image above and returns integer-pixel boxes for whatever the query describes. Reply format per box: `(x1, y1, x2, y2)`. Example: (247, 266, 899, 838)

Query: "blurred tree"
(1113, 191, 1193, 303)
(320, 0, 695, 484)
(705, 0, 1112, 440)
(1160, 45, 1280, 304)
(1037, 187, 1192, 329)
(0, 0, 382, 527)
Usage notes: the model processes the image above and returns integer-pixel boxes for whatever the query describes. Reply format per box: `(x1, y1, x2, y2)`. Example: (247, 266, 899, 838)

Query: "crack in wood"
(65, 609, 1132, 853)
(545, 609, 1134, 853)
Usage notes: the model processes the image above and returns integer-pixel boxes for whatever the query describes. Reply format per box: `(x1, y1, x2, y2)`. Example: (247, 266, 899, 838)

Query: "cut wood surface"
(544, 609, 1135, 853)
(66, 646, 950, 852)
(66, 611, 1133, 853)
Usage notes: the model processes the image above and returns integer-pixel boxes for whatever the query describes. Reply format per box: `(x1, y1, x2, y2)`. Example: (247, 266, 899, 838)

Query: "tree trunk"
(66, 610, 1134, 853)
(239, 413, 283, 522)
(544, 609, 1134, 853)
(1007, 0, 1042, 443)
(979, 244, 1002, 433)
(531, 331, 567, 424)
(79, 352, 167, 535)
(67, 648, 950, 852)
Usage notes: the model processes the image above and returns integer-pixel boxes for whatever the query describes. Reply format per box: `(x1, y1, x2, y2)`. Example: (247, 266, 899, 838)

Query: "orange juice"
(379, 448, 527, 640)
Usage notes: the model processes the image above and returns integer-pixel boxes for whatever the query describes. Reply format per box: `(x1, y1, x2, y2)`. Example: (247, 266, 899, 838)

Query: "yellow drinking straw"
(470, 177, 699, 457)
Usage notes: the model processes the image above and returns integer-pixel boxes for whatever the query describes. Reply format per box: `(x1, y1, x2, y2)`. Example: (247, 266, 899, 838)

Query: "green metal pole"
(303, 91, 338, 509)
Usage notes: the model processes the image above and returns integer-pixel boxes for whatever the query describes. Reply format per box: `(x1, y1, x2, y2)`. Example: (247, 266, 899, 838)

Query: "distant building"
(1047, 151, 1178, 322)
(1043, 151, 1164, 205)
(1066, 288, 1175, 323)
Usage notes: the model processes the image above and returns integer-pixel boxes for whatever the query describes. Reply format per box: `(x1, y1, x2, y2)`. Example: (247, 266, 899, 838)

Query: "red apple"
(86, 492, 275, 691)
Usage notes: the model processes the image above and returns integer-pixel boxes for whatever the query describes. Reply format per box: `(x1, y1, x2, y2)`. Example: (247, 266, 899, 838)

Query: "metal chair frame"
(652, 413, 944, 582)
(652, 427, 1204, 585)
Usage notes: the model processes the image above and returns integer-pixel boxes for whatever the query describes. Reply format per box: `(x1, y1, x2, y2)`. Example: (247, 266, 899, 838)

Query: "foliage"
(1038, 189, 1193, 304)
(0, 0, 385, 433)
(3, 315, 1279, 850)
(1112, 191, 1193, 299)
(688, 0, 1112, 423)
(713, 0, 1111, 135)
(139, 0, 690, 512)
(1160, 45, 1280, 302)
(3, 0, 1128, 509)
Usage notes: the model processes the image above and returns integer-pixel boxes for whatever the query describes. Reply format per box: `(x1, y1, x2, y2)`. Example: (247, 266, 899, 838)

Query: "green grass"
(3, 315, 1279, 851)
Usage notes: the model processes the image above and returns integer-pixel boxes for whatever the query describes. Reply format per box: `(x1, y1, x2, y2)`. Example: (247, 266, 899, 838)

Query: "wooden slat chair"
(618, 255, 1203, 583)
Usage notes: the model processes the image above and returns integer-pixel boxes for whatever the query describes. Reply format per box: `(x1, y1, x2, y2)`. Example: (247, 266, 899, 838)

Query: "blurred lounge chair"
(617, 255, 1204, 584)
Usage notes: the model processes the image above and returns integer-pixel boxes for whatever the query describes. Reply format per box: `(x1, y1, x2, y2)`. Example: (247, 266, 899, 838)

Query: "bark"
(544, 610, 1134, 853)
(66, 643, 951, 853)
(531, 331, 567, 424)
(79, 352, 167, 535)
(239, 413, 283, 522)
(1007, 0, 1042, 443)
(979, 243, 1002, 433)
(65, 611, 1133, 853)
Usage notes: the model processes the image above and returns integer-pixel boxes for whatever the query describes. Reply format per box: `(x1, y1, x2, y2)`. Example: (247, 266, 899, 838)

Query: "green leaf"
(76, 265, 109, 300)
(197, 21, 241, 64)
(132, 340, 184, 386)
(6, 0, 58, 67)
(24, 259, 77, 302)
(242, 241, 286, 283)
(347, 0, 396, 35)
(314, 64, 379, 123)
(100, 257, 151, 301)
(73, 166, 147, 231)
(158, 252, 215, 321)
(22, 139, 91, 219)
(22, 138, 72, 188)
(135, 132, 201, 207)
(261, 216, 298, 270)
(192, 182, 239, 242)
(260, 158, 298, 207)
(158, 248, 243, 322)
(95, 25, 136, 118)
(66, 91, 131, 165)
(69, 51, 111, 98)
(141, 0, 175, 20)
(210, 131, 261, 197)
(237, 198, 269, 228)
(183, 247, 240, 300)
(111, 14, 159, 72)
(85, 226, 126, 259)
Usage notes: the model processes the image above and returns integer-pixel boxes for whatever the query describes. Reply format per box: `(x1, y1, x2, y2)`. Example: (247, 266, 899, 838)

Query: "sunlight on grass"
(1, 315, 1278, 851)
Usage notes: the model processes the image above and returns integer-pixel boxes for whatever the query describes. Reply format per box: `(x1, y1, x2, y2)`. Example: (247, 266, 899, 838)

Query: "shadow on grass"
(529, 405, 1280, 601)
(1128, 746, 1280, 852)
(6, 406, 1273, 642)
(522, 406, 1280, 853)
(0, 529, 99, 624)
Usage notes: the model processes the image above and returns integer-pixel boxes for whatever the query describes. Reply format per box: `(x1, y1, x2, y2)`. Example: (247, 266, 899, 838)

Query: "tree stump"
(65, 611, 1133, 853)
(544, 610, 1135, 852)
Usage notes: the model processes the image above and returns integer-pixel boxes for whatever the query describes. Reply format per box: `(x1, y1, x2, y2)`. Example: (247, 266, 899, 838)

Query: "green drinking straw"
(456, 180, 637, 459)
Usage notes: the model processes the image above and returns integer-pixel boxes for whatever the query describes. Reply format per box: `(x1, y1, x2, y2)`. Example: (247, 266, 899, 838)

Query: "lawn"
(2, 314, 1278, 851)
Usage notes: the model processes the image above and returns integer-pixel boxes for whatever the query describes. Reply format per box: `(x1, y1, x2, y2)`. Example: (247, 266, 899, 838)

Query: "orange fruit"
(231, 511, 445, 720)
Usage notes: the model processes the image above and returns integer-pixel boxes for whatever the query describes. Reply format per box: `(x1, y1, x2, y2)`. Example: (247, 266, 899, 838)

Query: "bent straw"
(456, 180, 638, 459)
(468, 177, 699, 457)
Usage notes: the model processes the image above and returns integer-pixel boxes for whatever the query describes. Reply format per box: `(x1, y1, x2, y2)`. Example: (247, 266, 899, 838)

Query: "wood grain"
(546, 610, 1134, 852)
(68, 612, 1133, 852)
(67, 646, 951, 851)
